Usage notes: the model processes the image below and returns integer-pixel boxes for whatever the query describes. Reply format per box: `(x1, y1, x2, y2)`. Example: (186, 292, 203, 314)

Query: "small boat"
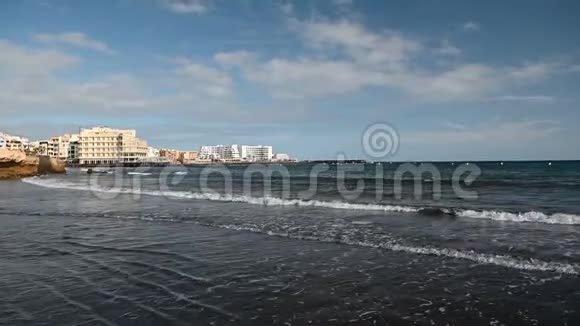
(85, 168, 110, 174)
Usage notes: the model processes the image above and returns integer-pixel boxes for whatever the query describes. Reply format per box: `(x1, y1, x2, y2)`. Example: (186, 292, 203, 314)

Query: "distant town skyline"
(1, 0, 580, 160)
(1, 126, 291, 165)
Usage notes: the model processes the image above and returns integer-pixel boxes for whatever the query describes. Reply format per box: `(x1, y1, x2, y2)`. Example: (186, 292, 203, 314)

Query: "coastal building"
(78, 127, 148, 165)
(198, 144, 273, 161)
(159, 148, 181, 163)
(198, 145, 219, 159)
(67, 140, 79, 163)
(272, 153, 291, 161)
(239, 145, 273, 161)
(179, 151, 198, 164)
(0, 132, 30, 151)
(199, 145, 241, 161)
(220, 145, 240, 161)
(48, 134, 79, 159)
(147, 147, 160, 158)
(29, 141, 49, 155)
(142, 147, 169, 164)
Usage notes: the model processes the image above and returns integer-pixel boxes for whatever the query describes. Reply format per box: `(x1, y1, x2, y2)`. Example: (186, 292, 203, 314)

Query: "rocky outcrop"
(0, 149, 66, 179)
(0, 149, 27, 164)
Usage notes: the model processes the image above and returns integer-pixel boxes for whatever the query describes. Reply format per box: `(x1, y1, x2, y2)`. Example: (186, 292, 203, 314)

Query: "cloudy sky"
(1, 0, 579, 160)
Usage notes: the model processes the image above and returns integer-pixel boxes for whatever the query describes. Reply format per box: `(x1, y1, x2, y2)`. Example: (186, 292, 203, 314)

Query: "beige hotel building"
(78, 127, 148, 165)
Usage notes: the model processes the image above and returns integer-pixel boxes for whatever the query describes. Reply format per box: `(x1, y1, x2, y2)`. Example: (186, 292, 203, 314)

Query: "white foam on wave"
(213, 224, 580, 275)
(21, 177, 580, 225)
(458, 209, 580, 225)
(127, 172, 153, 176)
(22, 177, 418, 213)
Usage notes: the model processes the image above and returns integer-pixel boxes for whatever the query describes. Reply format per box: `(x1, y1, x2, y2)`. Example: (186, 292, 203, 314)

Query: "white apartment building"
(78, 127, 148, 165)
(221, 145, 241, 160)
(199, 145, 241, 160)
(29, 141, 49, 155)
(143, 147, 169, 164)
(147, 147, 160, 158)
(48, 134, 79, 159)
(239, 145, 273, 161)
(0, 132, 30, 151)
(198, 144, 273, 161)
(199, 145, 220, 158)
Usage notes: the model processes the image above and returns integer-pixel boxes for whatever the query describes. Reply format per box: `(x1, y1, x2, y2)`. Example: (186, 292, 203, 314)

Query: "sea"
(1, 161, 579, 325)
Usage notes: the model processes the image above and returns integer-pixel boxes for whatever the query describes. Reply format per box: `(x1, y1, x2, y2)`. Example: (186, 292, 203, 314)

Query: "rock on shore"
(0, 149, 66, 179)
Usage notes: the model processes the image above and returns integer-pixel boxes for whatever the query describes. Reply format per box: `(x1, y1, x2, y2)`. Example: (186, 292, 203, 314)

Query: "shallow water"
(1, 162, 580, 325)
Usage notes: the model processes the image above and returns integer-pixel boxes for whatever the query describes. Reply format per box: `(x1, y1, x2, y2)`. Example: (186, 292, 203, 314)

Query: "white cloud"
(214, 50, 255, 66)
(296, 19, 421, 68)
(34, 32, 115, 54)
(244, 58, 387, 98)
(404, 64, 498, 100)
(432, 40, 462, 56)
(215, 50, 394, 98)
(400, 61, 568, 101)
(162, 0, 208, 14)
(445, 121, 469, 130)
(407, 120, 561, 145)
(279, 2, 293, 15)
(0, 41, 238, 118)
(213, 19, 422, 98)
(0, 39, 80, 76)
(175, 61, 233, 97)
(462, 21, 481, 32)
(509, 62, 563, 81)
(334, 0, 353, 6)
(215, 18, 574, 101)
(495, 95, 555, 103)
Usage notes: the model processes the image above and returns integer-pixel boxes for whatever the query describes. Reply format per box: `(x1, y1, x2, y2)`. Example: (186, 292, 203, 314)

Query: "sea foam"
(19, 177, 580, 274)
(211, 224, 580, 275)
(457, 209, 580, 225)
(21, 177, 580, 225)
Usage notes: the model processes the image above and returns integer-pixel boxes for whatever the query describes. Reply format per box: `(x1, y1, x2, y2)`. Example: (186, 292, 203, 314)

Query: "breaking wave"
(456, 209, 580, 225)
(21, 177, 580, 225)
(204, 224, 580, 275)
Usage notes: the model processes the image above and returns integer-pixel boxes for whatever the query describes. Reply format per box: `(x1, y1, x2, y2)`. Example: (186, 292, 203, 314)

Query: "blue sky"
(1, 0, 579, 160)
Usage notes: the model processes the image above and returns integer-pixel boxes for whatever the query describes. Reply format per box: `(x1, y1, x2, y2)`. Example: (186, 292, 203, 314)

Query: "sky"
(1, 0, 579, 160)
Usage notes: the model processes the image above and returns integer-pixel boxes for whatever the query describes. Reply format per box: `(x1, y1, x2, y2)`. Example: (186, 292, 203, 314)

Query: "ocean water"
(1, 161, 580, 325)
